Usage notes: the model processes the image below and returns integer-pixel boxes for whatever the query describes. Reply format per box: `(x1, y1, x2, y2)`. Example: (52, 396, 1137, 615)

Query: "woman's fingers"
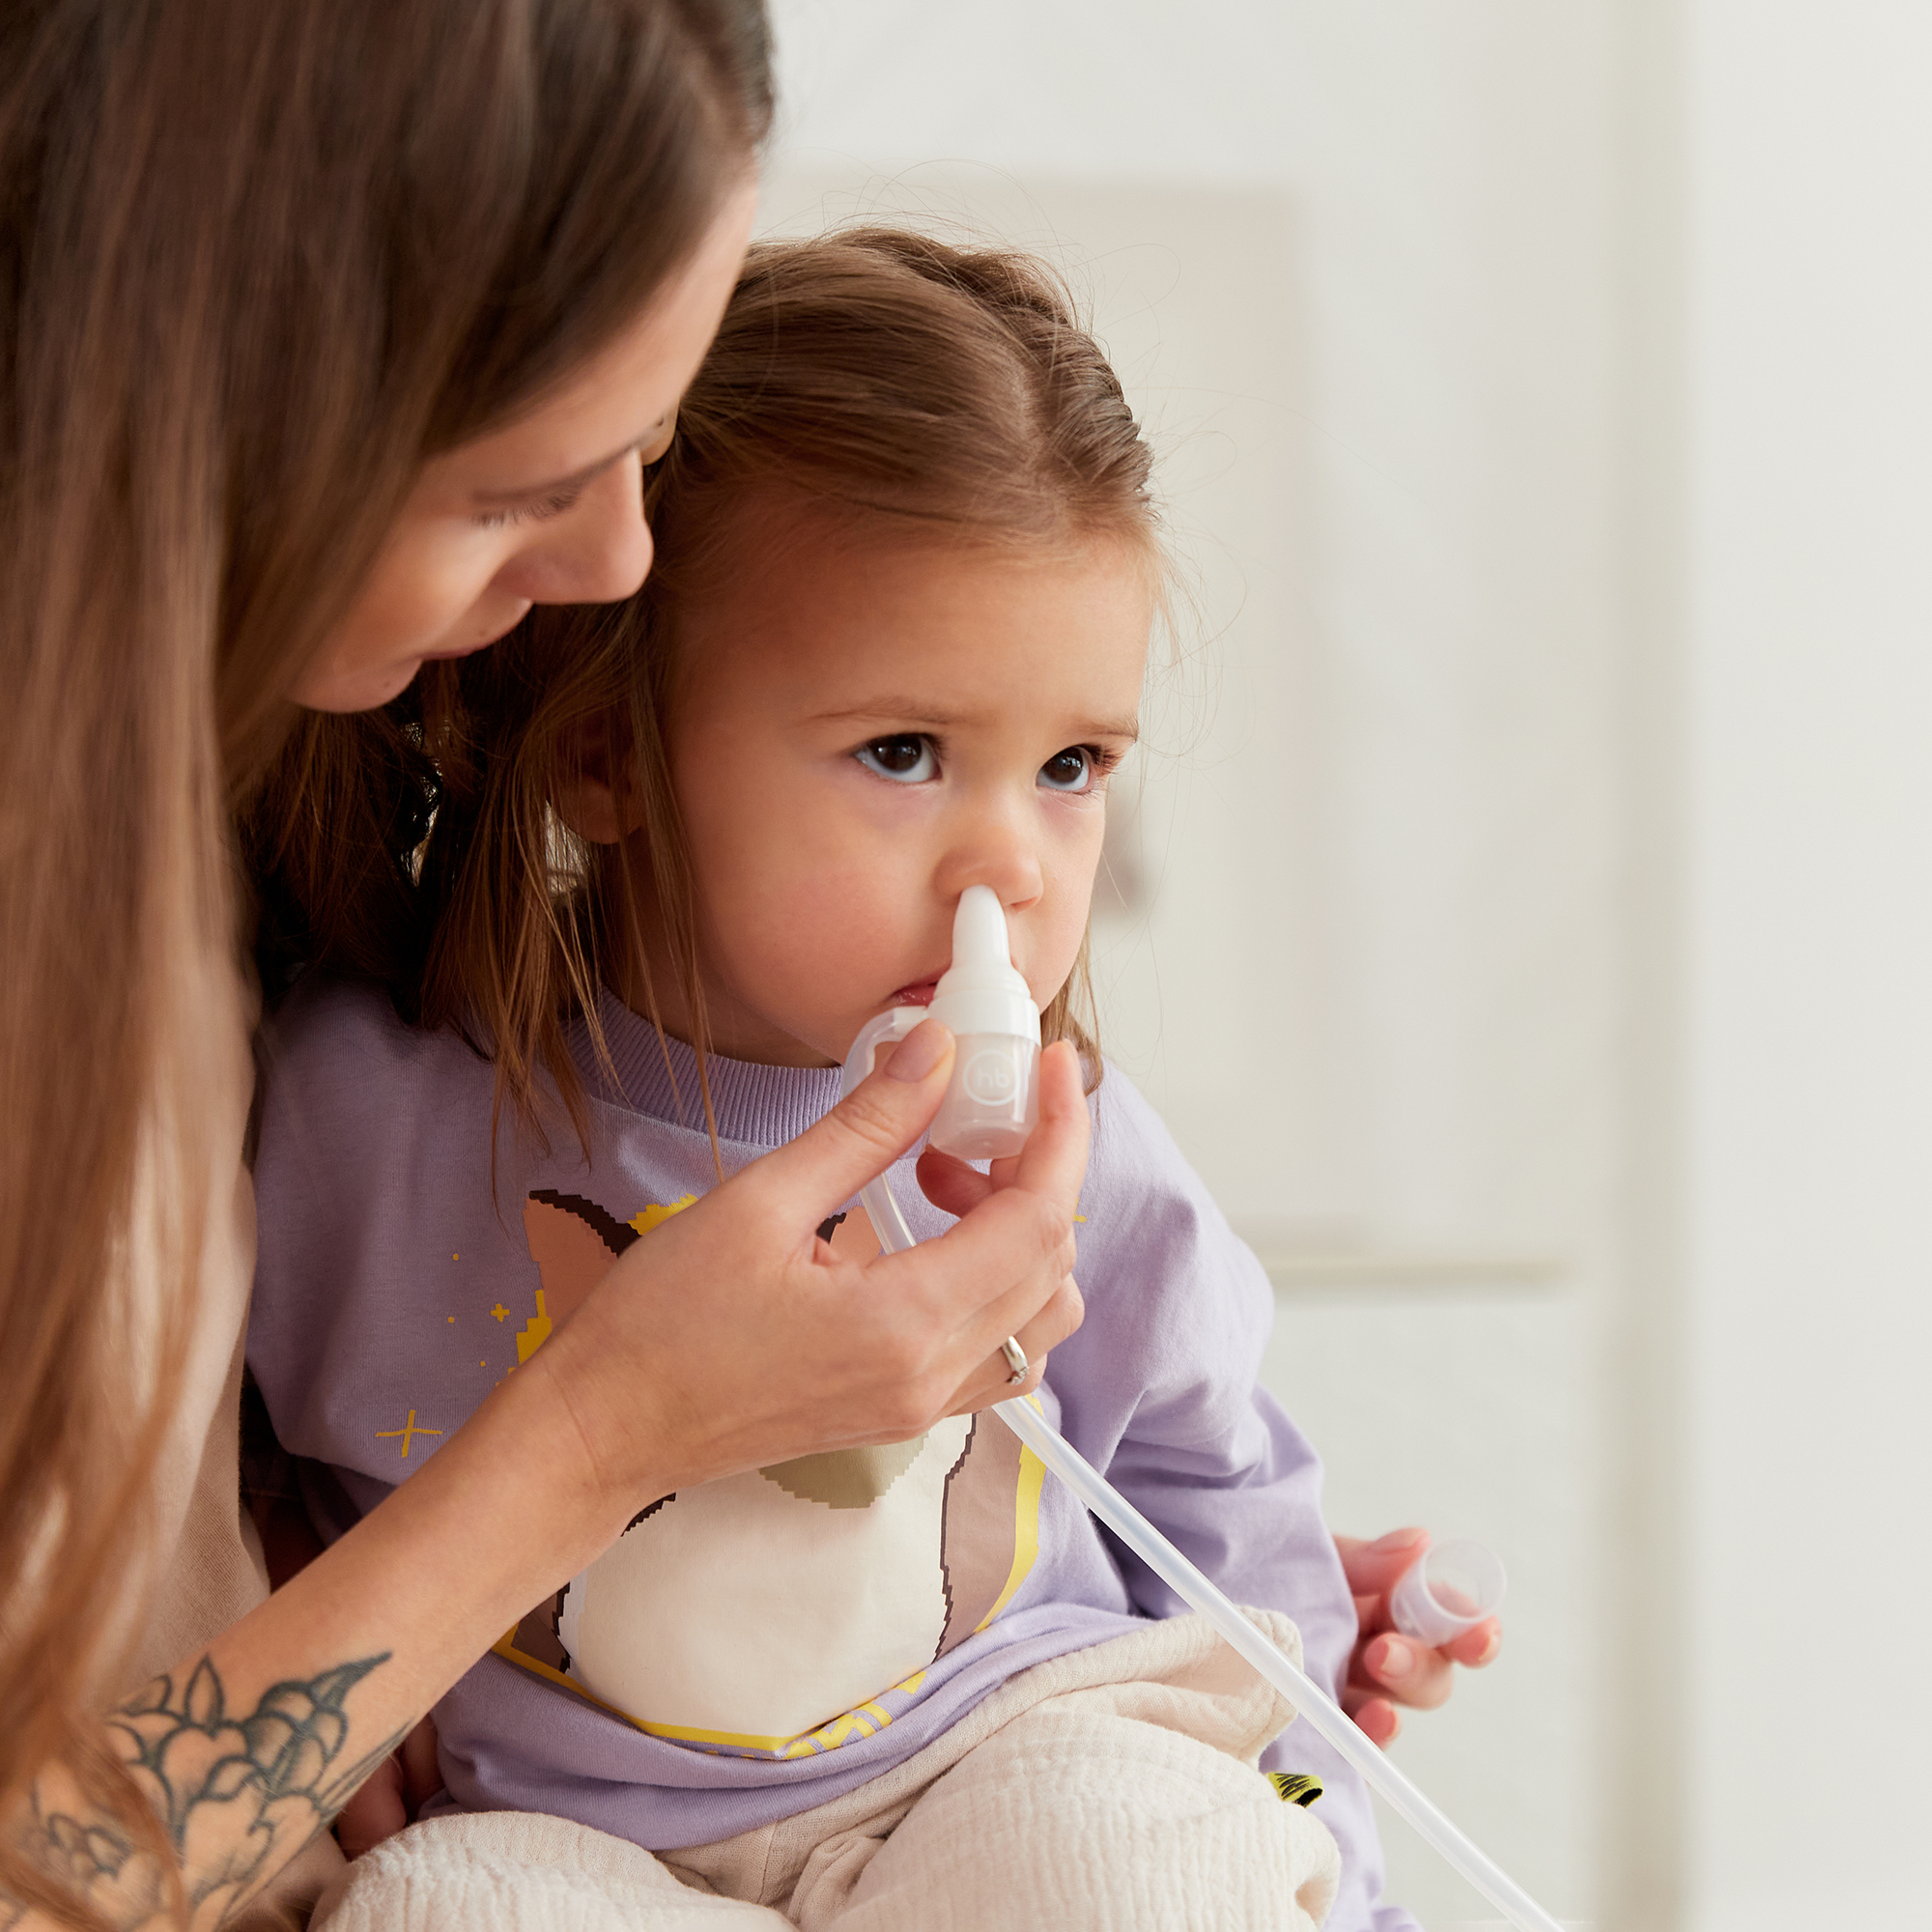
(1012, 1040, 1090, 1218)
(915, 1145, 995, 1220)
(917, 1041, 1087, 1218)
(939, 1269, 1085, 1414)
(542, 1023, 1094, 1514)
(873, 1035, 1087, 1323)
(911, 1047, 1092, 1412)
(750, 1018, 955, 1234)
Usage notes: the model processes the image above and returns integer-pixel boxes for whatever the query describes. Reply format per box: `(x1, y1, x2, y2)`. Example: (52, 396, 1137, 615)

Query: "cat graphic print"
(496, 1189, 1045, 1758)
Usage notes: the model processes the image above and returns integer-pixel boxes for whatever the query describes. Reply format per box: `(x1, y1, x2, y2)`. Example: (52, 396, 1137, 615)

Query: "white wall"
(1681, 4, 1932, 1925)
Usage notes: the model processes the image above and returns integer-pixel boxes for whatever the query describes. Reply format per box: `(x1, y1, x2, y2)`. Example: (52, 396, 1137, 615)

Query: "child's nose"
(936, 817, 1043, 915)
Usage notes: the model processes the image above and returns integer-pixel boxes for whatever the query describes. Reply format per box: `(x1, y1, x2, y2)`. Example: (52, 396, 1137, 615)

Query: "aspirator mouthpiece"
(926, 885, 1040, 1160)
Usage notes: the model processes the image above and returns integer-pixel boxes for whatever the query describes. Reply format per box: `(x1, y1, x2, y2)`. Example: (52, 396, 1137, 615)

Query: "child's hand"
(333, 1718, 441, 1858)
(1336, 1528, 1503, 1747)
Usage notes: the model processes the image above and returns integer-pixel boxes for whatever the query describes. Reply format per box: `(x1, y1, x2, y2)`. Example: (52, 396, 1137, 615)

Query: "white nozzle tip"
(952, 884, 1011, 969)
(932, 885, 1040, 1047)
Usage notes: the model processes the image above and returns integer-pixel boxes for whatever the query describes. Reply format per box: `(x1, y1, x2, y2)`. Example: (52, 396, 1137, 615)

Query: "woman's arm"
(4, 1026, 1086, 1928)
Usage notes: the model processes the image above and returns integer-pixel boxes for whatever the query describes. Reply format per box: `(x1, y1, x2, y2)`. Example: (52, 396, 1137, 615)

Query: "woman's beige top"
(124, 985, 268, 1690)
(119, 988, 349, 1917)
(125, 1161, 268, 1689)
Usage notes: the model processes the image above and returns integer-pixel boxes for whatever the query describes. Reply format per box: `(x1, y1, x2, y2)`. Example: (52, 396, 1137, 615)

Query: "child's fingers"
(1442, 1616, 1503, 1669)
(1334, 1527, 1430, 1605)
(333, 1755, 408, 1859)
(1354, 1634, 1457, 1712)
(399, 1717, 441, 1813)
(1341, 1688, 1402, 1748)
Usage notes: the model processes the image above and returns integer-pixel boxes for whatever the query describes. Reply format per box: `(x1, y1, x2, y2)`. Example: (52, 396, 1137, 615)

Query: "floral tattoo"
(6, 1652, 399, 1930)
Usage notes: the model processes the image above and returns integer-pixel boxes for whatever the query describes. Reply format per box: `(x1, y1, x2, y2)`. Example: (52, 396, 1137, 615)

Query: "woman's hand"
(526, 1022, 1087, 1531)
(1337, 1529, 1503, 1747)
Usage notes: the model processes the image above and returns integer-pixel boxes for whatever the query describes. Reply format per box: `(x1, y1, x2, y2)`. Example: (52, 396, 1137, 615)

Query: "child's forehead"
(675, 517, 1152, 723)
(694, 496, 1152, 637)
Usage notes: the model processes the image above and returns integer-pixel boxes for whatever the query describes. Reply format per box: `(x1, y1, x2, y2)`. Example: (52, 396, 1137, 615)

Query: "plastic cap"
(1388, 1539, 1508, 1648)
(929, 886, 1040, 1044)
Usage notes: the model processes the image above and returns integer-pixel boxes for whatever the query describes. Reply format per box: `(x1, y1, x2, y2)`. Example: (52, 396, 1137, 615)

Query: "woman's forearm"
(2, 1366, 631, 1932)
(1, 1038, 1085, 1928)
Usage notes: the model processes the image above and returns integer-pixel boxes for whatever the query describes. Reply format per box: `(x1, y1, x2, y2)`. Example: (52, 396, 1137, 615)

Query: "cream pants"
(313, 1610, 1341, 1932)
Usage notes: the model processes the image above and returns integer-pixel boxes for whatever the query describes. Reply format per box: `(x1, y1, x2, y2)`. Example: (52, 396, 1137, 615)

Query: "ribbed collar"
(567, 987, 845, 1150)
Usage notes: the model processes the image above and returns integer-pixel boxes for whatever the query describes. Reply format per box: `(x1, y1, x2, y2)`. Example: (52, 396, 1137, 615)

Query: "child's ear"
(552, 717, 632, 846)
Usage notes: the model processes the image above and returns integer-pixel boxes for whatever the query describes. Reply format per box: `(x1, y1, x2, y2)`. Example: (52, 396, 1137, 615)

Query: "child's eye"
(855, 734, 939, 784)
(473, 486, 585, 533)
(1038, 747, 1099, 794)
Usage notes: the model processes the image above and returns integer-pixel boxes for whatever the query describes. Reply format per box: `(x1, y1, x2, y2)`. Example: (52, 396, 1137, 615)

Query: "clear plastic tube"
(838, 1015, 1564, 1932)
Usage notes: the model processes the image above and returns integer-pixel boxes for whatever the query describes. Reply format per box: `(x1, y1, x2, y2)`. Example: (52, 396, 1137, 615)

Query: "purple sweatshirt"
(248, 976, 1414, 1931)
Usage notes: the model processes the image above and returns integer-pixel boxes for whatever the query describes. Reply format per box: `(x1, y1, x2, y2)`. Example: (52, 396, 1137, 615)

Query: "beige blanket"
(314, 1608, 1339, 1931)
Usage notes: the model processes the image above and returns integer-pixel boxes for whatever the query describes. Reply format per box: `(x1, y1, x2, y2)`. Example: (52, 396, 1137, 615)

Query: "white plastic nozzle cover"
(928, 885, 1040, 1044)
(924, 886, 1039, 1161)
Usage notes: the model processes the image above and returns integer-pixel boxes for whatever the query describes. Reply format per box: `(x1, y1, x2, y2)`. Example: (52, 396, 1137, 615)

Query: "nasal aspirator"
(925, 886, 1040, 1158)
(838, 888, 1562, 1932)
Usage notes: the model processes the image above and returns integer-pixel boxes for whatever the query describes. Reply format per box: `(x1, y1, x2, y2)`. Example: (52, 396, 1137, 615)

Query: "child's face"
(657, 516, 1152, 1067)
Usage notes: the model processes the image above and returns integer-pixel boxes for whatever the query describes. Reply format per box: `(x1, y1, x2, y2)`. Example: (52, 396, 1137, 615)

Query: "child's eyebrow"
(812, 700, 1141, 742)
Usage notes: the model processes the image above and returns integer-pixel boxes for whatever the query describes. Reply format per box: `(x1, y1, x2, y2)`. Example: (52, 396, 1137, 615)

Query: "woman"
(0, 4, 1484, 1923)
(0, 5, 1087, 1922)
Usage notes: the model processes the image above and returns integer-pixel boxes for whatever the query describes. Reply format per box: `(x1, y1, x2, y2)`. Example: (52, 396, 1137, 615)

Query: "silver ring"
(1000, 1336, 1029, 1385)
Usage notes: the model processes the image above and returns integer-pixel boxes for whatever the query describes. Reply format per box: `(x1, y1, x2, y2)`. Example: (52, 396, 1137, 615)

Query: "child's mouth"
(890, 980, 939, 1007)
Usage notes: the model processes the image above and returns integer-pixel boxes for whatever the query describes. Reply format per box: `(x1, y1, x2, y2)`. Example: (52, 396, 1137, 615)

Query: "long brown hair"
(404, 228, 1162, 1152)
(0, 2, 769, 1920)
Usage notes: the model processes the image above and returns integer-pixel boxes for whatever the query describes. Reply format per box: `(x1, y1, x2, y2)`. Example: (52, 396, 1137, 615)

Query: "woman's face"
(294, 183, 756, 714)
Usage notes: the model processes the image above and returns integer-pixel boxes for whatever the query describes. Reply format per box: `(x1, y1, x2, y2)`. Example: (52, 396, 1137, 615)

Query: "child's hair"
(409, 227, 1163, 1151)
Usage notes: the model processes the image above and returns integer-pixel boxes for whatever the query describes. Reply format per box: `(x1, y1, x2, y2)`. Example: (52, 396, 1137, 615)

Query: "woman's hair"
(404, 227, 1162, 1153)
(0, 1, 769, 1919)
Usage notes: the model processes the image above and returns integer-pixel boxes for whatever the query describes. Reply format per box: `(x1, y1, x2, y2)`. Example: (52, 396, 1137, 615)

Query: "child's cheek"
(1025, 890, 1097, 1013)
(1030, 815, 1108, 1005)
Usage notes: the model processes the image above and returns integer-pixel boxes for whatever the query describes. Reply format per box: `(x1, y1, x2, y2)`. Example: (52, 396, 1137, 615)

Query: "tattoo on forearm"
(5, 1652, 400, 1930)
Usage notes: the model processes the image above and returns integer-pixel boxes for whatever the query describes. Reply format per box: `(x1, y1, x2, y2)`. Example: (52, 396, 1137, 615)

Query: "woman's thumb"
(756, 1018, 954, 1226)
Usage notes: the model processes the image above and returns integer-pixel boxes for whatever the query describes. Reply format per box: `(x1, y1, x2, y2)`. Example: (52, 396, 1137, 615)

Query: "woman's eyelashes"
(854, 734, 939, 784)
(473, 485, 585, 532)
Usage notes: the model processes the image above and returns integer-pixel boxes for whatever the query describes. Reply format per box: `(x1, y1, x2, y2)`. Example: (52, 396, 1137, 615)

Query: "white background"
(761, 5, 1932, 1926)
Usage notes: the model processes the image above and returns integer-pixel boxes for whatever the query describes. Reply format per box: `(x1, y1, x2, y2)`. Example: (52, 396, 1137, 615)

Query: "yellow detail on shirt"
(630, 1195, 697, 1236)
(492, 1627, 938, 1759)
(514, 1290, 552, 1366)
(974, 1445, 1047, 1633)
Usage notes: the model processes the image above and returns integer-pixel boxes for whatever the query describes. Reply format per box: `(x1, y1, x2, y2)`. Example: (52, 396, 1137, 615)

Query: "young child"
(248, 230, 1412, 1931)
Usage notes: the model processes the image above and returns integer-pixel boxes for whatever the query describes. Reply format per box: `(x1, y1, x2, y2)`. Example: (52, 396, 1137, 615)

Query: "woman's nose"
(499, 453, 654, 607)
